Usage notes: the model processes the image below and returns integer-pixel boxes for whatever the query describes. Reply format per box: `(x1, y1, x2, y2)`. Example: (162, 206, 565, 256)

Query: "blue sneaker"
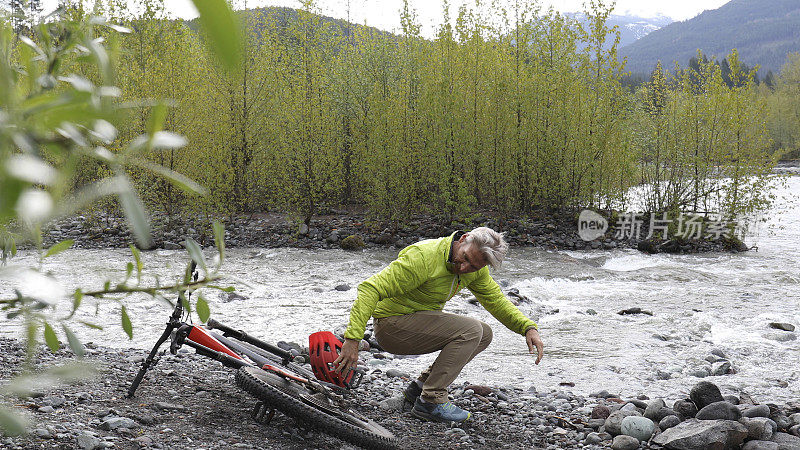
(411, 398, 471, 423)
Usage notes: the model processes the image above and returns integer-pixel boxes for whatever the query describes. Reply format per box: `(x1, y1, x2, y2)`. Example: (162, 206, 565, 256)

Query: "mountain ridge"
(619, 0, 800, 75)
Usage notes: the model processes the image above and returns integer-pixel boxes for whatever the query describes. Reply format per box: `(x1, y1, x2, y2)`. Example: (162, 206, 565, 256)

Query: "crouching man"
(334, 227, 544, 424)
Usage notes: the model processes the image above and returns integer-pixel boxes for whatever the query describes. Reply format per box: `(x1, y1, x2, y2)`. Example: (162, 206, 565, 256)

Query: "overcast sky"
(164, 0, 730, 33)
(31, 0, 731, 36)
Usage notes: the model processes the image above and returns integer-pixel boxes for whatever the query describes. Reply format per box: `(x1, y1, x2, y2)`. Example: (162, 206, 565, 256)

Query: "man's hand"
(526, 328, 544, 364)
(333, 338, 360, 375)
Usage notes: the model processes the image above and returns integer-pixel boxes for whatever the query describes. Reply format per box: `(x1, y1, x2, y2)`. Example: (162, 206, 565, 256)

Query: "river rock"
(385, 369, 409, 378)
(743, 405, 772, 418)
(711, 360, 732, 376)
(334, 284, 351, 291)
(763, 332, 797, 342)
(378, 396, 404, 412)
(224, 292, 247, 302)
(620, 416, 655, 441)
(40, 395, 66, 408)
(674, 399, 699, 419)
(660, 415, 682, 430)
(772, 432, 800, 449)
(465, 385, 492, 396)
(652, 419, 748, 449)
(611, 434, 640, 450)
(605, 410, 641, 436)
(644, 399, 666, 420)
(710, 348, 727, 359)
(100, 416, 136, 430)
(743, 441, 780, 450)
(690, 381, 724, 410)
(724, 395, 740, 405)
(340, 235, 365, 250)
(741, 417, 777, 440)
(585, 432, 603, 445)
(617, 307, 653, 316)
(696, 401, 742, 421)
(769, 322, 795, 332)
(789, 413, 800, 426)
(772, 414, 792, 432)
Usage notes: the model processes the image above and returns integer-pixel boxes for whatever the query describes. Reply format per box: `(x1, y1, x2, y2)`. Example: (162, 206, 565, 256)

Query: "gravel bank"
(31, 210, 747, 255)
(3, 335, 799, 450)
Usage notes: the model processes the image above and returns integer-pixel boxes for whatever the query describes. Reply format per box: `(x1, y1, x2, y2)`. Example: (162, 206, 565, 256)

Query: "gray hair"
(464, 227, 509, 270)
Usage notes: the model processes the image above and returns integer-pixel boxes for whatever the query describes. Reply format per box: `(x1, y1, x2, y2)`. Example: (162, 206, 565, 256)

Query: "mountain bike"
(126, 266, 397, 449)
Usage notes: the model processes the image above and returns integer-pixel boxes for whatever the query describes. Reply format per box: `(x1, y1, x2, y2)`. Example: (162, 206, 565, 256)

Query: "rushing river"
(2, 176, 799, 404)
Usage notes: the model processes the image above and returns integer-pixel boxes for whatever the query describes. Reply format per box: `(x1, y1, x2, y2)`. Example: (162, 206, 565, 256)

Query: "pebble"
(584, 432, 603, 444)
(591, 405, 611, 419)
(154, 402, 185, 411)
(32, 428, 52, 439)
(100, 416, 137, 431)
(385, 368, 409, 378)
(37, 405, 55, 413)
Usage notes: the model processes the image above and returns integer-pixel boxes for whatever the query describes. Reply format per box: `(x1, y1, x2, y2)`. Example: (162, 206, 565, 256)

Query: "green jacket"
(344, 232, 538, 341)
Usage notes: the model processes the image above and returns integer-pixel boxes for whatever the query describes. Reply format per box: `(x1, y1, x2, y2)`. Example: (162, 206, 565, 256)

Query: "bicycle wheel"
(235, 366, 397, 450)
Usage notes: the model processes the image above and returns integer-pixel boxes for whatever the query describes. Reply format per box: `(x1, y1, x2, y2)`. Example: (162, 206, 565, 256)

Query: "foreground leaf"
(43, 322, 59, 353)
(62, 324, 85, 357)
(213, 221, 225, 265)
(196, 295, 210, 323)
(121, 306, 132, 339)
(192, 0, 242, 71)
(44, 239, 74, 258)
(0, 406, 29, 436)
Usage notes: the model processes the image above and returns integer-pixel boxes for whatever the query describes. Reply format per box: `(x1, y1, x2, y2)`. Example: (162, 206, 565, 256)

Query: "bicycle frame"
(127, 280, 360, 399)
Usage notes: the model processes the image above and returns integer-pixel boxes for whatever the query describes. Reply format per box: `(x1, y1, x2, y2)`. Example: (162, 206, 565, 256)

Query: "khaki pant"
(373, 310, 493, 403)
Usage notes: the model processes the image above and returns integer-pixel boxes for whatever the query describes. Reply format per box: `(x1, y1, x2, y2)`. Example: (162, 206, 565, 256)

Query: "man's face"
(452, 236, 488, 275)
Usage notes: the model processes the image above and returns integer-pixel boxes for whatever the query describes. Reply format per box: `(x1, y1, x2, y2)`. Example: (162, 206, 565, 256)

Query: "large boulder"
(690, 381, 725, 410)
(772, 432, 800, 449)
(696, 401, 742, 421)
(621, 416, 655, 441)
(652, 419, 748, 450)
(605, 410, 642, 436)
(742, 441, 780, 450)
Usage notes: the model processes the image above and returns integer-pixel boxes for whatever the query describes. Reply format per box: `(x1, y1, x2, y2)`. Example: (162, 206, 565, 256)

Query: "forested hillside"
(620, 0, 800, 74)
(6, 0, 793, 228)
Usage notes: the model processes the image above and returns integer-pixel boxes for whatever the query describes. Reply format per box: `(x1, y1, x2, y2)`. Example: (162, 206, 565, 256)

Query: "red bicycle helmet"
(309, 331, 355, 388)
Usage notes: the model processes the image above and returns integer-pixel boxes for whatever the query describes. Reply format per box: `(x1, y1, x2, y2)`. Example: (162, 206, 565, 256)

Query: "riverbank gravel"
(3, 337, 798, 450)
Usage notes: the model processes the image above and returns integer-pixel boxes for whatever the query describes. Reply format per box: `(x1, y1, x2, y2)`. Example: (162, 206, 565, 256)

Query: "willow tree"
(276, 0, 341, 220)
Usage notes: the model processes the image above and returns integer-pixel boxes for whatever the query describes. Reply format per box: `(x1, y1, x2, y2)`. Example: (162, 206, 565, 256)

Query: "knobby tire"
(235, 367, 397, 449)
